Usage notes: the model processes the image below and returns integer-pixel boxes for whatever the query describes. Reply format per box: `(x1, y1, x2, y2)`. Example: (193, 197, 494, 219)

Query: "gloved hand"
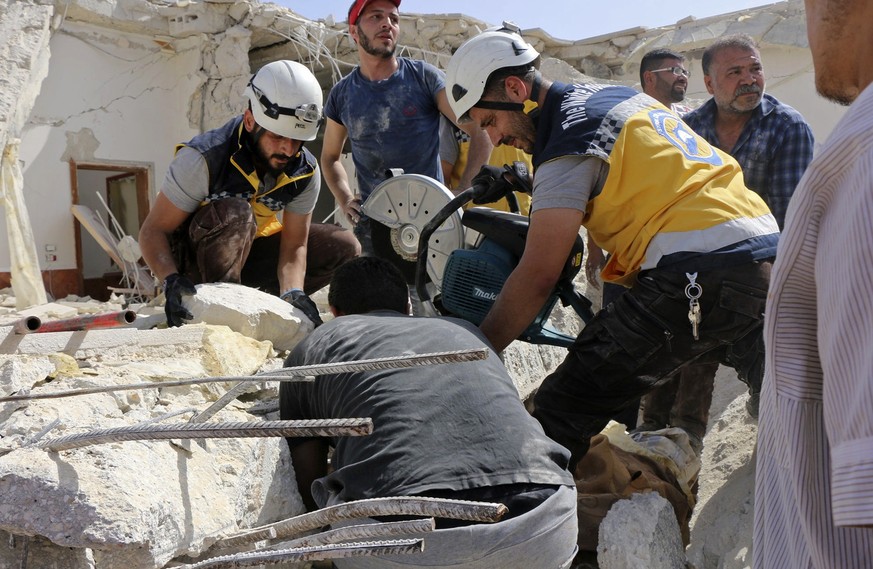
(282, 289, 324, 327)
(503, 161, 533, 194)
(163, 273, 197, 327)
(470, 165, 513, 205)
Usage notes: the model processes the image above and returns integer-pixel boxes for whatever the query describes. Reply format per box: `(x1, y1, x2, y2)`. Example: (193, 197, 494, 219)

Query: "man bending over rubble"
(280, 256, 577, 568)
(445, 24, 778, 470)
(139, 60, 360, 328)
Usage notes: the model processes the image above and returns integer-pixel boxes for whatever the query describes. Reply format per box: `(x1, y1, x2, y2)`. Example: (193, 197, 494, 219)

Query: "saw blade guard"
(361, 174, 464, 290)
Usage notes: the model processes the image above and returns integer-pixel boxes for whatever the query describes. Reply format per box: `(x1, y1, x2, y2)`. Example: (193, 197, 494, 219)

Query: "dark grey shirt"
(280, 311, 573, 506)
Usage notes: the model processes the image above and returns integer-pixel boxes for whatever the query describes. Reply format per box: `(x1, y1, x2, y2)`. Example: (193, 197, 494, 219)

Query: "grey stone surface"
(598, 492, 687, 569)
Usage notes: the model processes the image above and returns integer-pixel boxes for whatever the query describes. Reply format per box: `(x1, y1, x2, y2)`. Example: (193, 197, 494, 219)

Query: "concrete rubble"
(0, 283, 579, 568)
(0, 0, 790, 567)
(598, 492, 686, 569)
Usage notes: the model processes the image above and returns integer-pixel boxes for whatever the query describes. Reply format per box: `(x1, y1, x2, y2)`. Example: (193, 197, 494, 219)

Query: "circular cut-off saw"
(361, 173, 464, 287)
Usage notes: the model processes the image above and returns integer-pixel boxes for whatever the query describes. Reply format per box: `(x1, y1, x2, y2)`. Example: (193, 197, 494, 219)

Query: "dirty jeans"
(329, 485, 578, 569)
(172, 198, 360, 295)
(533, 260, 771, 469)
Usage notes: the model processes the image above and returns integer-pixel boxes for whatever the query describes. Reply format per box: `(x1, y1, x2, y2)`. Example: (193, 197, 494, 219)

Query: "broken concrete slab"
(598, 491, 687, 569)
(183, 282, 313, 352)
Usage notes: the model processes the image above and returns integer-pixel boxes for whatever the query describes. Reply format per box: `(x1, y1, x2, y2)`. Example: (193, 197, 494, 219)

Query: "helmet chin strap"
(524, 73, 542, 119)
(473, 73, 542, 118)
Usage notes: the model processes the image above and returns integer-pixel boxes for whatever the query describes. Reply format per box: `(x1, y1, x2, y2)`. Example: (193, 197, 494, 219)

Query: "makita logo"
(472, 287, 498, 301)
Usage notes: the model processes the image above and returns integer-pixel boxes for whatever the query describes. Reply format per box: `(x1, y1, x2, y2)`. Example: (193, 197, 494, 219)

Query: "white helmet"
(244, 60, 323, 141)
(445, 22, 540, 123)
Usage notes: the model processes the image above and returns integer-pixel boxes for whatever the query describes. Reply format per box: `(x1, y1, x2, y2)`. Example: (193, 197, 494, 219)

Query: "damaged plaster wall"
(13, 19, 206, 275)
(0, 0, 256, 282)
(0, 0, 849, 288)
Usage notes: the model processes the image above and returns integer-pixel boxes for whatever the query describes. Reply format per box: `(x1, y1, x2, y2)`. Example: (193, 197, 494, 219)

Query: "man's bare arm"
(139, 193, 193, 282)
(277, 210, 311, 294)
(289, 439, 330, 512)
(320, 118, 361, 225)
(480, 207, 584, 351)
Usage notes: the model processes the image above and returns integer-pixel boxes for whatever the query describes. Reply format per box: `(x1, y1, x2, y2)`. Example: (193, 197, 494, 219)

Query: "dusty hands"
(340, 196, 362, 225)
(585, 244, 606, 290)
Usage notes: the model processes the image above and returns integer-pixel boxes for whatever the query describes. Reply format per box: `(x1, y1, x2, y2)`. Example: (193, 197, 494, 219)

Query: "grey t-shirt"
(280, 311, 573, 506)
(531, 154, 608, 214)
(160, 146, 320, 215)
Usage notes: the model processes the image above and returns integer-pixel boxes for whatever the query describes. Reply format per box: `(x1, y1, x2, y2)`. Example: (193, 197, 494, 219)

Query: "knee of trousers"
(189, 198, 256, 242)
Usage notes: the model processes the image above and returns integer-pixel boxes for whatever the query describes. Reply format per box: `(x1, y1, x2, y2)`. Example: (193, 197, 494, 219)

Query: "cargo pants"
(171, 197, 360, 295)
(532, 260, 771, 468)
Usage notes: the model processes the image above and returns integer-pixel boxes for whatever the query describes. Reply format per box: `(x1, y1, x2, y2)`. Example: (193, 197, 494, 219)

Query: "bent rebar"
(215, 496, 507, 548)
(38, 418, 373, 452)
(0, 348, 488, 403)
(177, 539, 424, 569)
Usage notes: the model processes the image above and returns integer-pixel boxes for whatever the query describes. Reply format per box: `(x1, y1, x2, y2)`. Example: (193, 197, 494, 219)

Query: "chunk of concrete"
(598, 492, 687, 569)
(185, 282, 312, 352)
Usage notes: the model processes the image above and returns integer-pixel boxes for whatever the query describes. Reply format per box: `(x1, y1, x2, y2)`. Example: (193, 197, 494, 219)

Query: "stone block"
(185, 282, 312, 352)
(598, 492, 686, 569)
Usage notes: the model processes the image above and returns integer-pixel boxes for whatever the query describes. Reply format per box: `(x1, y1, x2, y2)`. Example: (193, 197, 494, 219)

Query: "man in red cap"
(320, 0, 492, 256)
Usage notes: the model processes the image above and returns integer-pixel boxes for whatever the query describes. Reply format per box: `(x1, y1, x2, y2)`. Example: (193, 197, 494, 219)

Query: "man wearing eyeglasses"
(640, 49, 693, 114)
(139, 60, 360, 328)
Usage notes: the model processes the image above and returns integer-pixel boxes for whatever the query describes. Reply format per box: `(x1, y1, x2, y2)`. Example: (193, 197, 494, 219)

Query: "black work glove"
(163, 273, 197, 327)
(282, 289, 324, 327)
(503, 161, 533, 194)
(471, 165, 514, 205)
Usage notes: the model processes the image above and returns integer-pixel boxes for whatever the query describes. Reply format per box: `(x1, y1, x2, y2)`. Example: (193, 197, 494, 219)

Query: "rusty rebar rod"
(35, 310, 136, 333)
(38, 418, 373, 452)
(0, 348, 488, 403)
(215, 496, 507, 549)
(177, 539, 424, 569)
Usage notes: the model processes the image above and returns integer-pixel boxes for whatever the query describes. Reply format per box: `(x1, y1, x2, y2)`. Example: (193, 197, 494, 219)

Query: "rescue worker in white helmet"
(140, 60, 360, 328)
(446, 23, 779, 470)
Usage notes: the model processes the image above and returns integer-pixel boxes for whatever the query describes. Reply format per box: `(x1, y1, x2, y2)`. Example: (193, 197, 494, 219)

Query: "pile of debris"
(0, 282, 757, 568)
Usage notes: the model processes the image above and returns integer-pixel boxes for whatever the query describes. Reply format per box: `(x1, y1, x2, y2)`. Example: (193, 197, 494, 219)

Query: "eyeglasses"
(649, 66, 690, 78)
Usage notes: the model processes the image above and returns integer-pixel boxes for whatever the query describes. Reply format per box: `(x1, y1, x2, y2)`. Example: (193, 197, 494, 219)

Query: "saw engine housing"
(362, 172, 593, 347)
(440, 208, 588, 346)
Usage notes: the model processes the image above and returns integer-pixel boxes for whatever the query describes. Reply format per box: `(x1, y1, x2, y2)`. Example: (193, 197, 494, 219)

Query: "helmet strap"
(524, 73, 542, 119)
(473, 72, 543, 116)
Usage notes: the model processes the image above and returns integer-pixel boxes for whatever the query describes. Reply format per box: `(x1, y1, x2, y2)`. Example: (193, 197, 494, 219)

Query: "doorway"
(70, 161, 151, 301)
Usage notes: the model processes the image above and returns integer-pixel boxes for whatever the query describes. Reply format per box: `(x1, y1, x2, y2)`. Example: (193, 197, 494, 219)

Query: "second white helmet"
(445, 23, 539, 123)
(244, 60, 323, 141)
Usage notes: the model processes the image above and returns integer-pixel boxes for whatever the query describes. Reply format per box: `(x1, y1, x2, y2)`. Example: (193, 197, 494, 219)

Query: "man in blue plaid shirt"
(637, 34, 815, 442)
(684, 34, 814, 230)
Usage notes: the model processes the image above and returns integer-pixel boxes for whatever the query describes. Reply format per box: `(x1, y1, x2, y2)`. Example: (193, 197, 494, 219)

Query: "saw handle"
(415, 187, 477, 304)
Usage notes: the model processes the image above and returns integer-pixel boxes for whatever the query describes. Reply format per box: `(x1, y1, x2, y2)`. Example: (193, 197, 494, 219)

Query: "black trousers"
(533, 260, 771, 468)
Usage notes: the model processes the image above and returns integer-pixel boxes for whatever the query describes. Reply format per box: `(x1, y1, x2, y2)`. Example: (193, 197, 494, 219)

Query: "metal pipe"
(0, 348, 488, 403)
(38, 418, 373, 452)
(35, 310, 136, 333)
(215, 496, 507, 548)
(177, 539, 424, 569)
(10, 316, 41, 334)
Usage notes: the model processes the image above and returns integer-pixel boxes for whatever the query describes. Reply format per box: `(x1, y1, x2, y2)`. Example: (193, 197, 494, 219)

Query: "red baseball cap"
(348, 0, 401, 26)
